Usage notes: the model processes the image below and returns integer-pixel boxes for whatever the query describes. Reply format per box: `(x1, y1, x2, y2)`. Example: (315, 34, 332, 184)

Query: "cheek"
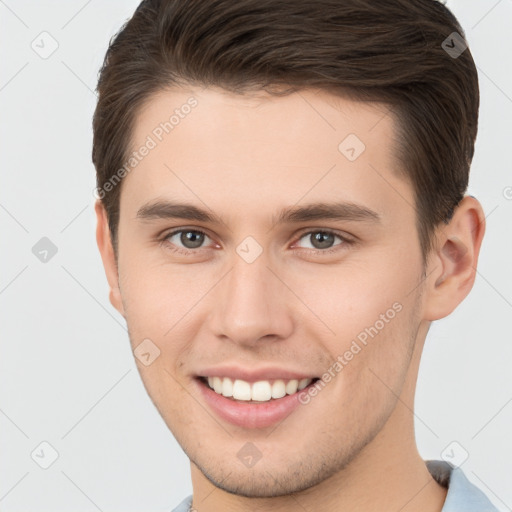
(119, 240, 420, 351)
(118, 246, 212, 337)
(117, 255, 219, 409)
(304, 297, 419, 440)
(296, 254, 422, 392)
(290, 255, 419, 339)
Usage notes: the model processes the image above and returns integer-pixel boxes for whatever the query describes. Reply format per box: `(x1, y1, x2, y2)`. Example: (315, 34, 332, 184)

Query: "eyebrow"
(135, 200, 381, 225)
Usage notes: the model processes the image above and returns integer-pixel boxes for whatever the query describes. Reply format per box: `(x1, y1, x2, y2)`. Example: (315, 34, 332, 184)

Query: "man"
(92, 0, 498, 510)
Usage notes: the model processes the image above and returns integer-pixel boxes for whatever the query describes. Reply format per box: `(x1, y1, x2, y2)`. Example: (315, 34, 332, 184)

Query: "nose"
(209, 251, 294, 348)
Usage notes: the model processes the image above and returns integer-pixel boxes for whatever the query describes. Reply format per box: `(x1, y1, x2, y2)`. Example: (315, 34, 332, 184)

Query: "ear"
(94, 200, 125, 317)
(423, 195, 486, 321)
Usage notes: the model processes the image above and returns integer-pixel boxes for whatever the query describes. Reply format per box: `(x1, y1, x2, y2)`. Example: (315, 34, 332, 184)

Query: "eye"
(294, 229, 350, 253)
(159, 227, 353, 256)
(162, 229, 213, 252)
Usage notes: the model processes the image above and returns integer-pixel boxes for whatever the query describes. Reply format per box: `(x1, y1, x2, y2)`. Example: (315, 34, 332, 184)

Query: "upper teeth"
(207, 377, 313, 401)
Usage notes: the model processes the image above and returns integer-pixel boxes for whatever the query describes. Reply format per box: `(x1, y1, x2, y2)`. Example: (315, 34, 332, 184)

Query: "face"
(105, 86, 432, 497)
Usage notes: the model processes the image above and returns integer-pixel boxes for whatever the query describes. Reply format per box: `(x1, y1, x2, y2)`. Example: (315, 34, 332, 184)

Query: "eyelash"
(158, 227, 355, 256)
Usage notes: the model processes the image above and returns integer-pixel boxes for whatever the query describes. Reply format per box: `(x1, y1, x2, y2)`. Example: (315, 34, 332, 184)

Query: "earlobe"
(423, 196, 486, 321)
(94, 200, 125, 318)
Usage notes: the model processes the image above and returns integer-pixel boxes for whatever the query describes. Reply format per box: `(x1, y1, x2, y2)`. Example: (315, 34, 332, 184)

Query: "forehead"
(121, 85, 410, 223)
(132, 85, 396, 151)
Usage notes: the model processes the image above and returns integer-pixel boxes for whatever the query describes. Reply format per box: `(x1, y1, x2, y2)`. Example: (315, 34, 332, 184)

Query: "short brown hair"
(92, 0, 479, 263)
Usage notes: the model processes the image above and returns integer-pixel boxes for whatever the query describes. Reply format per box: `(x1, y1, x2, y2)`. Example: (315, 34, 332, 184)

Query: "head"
(93, 0, 484, 500)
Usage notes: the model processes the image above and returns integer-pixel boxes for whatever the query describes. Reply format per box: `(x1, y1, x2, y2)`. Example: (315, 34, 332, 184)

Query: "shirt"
(171, 460, 499, 511)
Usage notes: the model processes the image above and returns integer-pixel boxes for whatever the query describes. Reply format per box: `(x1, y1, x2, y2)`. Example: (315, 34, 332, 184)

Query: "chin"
(188, 447, 348, 498)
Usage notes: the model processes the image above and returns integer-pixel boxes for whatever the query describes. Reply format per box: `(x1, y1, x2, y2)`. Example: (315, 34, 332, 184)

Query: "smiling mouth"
(198, 376, 320, 402)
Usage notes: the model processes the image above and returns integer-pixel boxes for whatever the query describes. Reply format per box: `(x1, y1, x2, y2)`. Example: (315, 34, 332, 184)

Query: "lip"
(194, 377, 318, 429)
(196, 365, 317, 383)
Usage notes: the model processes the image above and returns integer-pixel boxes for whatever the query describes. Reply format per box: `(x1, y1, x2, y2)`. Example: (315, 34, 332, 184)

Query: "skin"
(95, 86, 485, 511)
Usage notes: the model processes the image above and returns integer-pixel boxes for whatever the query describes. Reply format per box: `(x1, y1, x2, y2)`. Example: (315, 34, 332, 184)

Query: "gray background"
(1, 1, 511, 510)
